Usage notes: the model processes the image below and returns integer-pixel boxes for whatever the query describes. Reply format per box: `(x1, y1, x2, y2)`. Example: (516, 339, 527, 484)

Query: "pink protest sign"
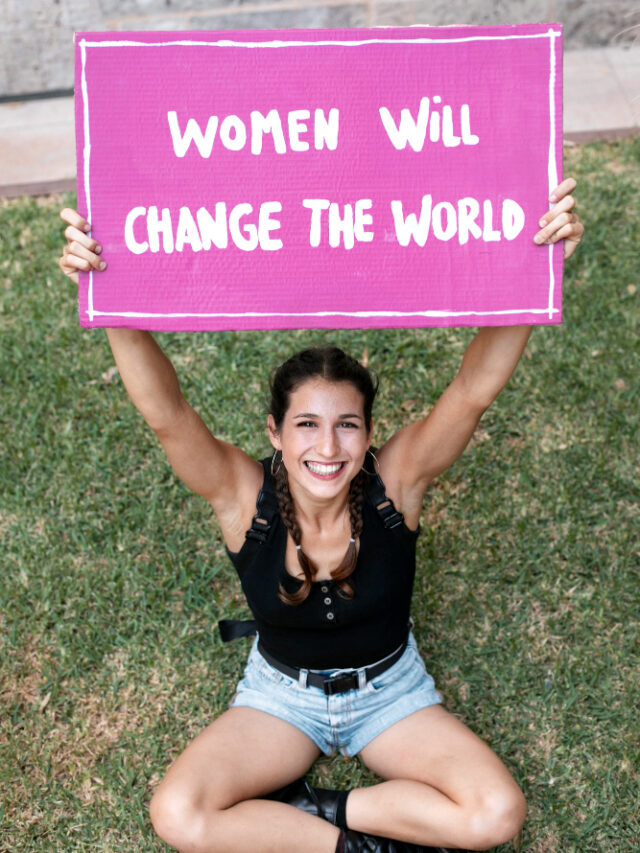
(75, 25, 563, 331)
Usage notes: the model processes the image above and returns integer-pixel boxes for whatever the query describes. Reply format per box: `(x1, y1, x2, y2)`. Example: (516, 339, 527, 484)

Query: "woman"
(59, 181, 583, 853)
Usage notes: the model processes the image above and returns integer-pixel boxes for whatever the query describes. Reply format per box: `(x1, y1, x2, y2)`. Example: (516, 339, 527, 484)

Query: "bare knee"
(465, 784, 527, 851)
(150, 782, 218, 853)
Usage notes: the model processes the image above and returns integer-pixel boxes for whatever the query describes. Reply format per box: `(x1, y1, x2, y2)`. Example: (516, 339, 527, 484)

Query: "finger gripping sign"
(75, 25, 563, 331)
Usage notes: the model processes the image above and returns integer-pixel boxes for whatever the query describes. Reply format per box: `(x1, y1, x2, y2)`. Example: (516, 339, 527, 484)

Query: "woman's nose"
(317, 427, 338, 457)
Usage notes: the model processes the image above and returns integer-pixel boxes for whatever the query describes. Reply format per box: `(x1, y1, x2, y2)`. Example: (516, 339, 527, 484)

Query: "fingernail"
(533, 235, 543, 244)
(95, 244, 102, 253)
(538, 218, 547, 228)
(548, 193, 557, 203)
(99, 261, 107, 270)
(84, 223, 91, 232)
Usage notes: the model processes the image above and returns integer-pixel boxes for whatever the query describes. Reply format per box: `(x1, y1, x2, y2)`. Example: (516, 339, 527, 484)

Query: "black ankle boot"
(341, 829, 467, 853)
(270, 784, 467, 853)
(266, 778, 348, 825)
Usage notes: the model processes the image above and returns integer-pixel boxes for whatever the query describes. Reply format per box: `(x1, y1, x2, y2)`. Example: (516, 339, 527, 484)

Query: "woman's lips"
(304, 461, 346, 479)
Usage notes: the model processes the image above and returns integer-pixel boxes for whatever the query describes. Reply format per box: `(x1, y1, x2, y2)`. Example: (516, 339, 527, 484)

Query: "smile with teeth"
(304, 461, 346, 477)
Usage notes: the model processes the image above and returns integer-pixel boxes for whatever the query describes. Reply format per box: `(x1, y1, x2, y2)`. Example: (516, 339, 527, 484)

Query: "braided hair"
(269, 347, 377, 606)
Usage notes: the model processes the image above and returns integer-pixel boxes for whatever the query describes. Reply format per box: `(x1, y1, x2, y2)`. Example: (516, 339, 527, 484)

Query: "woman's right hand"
(58, 208, 107, 284)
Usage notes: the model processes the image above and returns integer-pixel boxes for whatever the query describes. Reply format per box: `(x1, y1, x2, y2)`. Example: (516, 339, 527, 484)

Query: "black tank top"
(226, 458, 419, 669)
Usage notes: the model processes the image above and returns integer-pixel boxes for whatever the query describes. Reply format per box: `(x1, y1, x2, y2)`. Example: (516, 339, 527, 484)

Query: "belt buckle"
(323, 673, 357, 695)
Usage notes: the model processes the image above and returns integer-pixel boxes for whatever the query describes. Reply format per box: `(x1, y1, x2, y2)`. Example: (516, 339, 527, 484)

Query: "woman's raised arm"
(378, 324, 532, 528)
(377, 179, 584, 527)
(58, 209, 262, 525)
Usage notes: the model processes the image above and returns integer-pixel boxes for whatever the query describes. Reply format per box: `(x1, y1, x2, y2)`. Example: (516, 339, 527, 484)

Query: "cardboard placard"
(75, 25, 563, 330)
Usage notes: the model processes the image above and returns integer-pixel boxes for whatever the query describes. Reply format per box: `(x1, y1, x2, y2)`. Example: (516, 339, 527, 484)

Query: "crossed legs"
(150, 705, 526, 853)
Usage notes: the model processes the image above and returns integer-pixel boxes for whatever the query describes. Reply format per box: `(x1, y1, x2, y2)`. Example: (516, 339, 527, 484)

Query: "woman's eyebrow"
(292, 412, 363, 419)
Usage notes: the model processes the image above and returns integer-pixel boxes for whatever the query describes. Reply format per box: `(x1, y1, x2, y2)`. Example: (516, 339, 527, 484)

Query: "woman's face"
(268, 377, 371, 502)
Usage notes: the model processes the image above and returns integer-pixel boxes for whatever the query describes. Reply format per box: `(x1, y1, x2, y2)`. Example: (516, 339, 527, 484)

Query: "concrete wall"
(2, 0, 638, 98)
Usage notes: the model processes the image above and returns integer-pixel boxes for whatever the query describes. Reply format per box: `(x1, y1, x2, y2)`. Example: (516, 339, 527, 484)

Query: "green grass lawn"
(1, 138, 638, 852)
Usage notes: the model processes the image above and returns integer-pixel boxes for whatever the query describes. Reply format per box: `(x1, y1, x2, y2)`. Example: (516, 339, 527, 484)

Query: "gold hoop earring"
(361, 448, 380, 475)
(270, 450, 283, 476)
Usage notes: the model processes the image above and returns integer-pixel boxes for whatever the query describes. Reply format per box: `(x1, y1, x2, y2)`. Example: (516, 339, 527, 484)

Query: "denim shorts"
(230, 633, 442, 756)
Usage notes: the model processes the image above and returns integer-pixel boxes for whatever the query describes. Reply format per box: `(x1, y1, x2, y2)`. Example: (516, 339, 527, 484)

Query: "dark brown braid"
(275, 465, 365, 606)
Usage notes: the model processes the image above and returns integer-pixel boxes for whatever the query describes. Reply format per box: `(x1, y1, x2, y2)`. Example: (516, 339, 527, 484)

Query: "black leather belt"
(257, 639, 407, 696)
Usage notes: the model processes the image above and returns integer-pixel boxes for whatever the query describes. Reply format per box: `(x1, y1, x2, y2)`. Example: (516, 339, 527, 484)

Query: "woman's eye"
(297, 421, 316, 428)
(339, 422, 358, 429)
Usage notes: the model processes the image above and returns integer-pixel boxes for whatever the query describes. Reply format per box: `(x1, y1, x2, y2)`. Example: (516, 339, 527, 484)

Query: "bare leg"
(346, 706, 526, 851)
(150, 707, 340, 853)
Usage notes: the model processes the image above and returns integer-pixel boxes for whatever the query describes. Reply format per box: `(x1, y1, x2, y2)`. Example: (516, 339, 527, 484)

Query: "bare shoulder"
(149, 393, 265, 550)
(375, 381, 485, 529)
(209, 447, 265, 553)
(375, 426, 430, 530)
(153, 403, 262, 501)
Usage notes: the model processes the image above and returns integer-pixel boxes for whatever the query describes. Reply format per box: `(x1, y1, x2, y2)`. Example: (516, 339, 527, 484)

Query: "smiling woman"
(266, 352, 376, 604)
(57, 181, 584, 853)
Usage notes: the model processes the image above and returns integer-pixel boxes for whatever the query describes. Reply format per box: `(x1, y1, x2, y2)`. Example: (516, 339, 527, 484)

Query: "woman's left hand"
(533, 177, 585, 259)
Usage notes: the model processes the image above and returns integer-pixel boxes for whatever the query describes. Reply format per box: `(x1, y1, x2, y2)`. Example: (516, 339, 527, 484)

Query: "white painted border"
(546, 28, 560, 319)
(80, 40, 95, 322)
(80, 33, 561, 48)
(91, 307, 558, 319)
(79, 29, 562, 324)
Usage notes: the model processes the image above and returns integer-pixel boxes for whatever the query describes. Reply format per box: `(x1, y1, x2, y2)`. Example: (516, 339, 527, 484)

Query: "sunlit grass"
(1, 137, 638, 851)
